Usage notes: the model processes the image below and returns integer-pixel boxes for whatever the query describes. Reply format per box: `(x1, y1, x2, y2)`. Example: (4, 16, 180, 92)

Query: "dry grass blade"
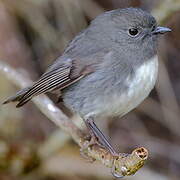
(152, 0, 180, 24)
(80, 0, 104, 19)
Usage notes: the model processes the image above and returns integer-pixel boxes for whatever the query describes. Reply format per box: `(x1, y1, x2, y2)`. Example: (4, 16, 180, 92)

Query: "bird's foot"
(80, 134, 100, 162)
(111, 153, 129, 178)
(80, 116, 120, 162)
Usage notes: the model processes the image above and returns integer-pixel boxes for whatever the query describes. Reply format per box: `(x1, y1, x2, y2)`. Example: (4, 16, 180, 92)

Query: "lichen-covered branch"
(0, 61, 148, 177)
(83, 144, 148, 177)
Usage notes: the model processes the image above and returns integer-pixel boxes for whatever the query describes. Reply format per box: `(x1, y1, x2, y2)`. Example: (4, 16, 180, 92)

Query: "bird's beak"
(153, 26, 172, 35)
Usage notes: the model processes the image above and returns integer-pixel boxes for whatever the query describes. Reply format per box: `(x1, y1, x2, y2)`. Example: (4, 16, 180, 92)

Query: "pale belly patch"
(98, 55, 158, 117)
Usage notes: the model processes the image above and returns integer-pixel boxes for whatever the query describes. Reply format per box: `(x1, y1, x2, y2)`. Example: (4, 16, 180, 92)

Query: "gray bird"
(3, 8, 171, 163)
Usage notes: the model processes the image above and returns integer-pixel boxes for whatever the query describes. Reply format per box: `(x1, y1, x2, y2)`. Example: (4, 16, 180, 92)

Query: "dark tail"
(3, 63, 73, 107)
(3, 87, 32, 107)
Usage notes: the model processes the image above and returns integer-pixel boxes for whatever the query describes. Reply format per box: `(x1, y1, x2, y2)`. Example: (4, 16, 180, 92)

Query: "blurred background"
(0, 0, 180, 180)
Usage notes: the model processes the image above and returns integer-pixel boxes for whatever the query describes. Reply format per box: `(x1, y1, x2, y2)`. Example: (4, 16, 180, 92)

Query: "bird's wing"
(3, 26, 109, 107)
(3, 57, 94, 107)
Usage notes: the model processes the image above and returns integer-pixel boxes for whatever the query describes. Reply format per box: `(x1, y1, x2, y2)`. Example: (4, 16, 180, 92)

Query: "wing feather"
(3, 58, 90, 107)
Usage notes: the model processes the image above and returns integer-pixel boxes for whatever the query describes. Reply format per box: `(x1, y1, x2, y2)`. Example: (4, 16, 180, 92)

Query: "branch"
(0, 61, 148, 177)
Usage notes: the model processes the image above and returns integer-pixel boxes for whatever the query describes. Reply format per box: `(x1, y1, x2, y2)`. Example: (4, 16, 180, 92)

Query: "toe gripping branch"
(80, 117, 148, 178)
(80, 140, 148, 178)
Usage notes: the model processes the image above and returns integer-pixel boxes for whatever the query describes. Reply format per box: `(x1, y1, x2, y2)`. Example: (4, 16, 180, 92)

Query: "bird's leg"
(84, 116, 118, 156)
(82, 117, 127, 178)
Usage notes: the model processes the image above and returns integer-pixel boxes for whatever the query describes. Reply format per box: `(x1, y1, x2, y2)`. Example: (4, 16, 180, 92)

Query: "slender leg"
(83, 117, 124, 177)
(85, 116, 117, 155)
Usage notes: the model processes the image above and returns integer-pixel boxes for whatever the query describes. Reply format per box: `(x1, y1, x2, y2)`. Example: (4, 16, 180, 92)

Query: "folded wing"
(3, 58, 89, 107)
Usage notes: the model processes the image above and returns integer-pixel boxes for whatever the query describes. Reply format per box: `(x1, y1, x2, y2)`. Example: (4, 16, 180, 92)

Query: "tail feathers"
(3, 87, 32, 107)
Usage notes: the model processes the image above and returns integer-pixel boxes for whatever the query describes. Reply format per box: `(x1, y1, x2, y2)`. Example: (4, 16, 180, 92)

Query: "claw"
(111, 161, 124, 178)
(80, 148, 95, 162)
(80, 135, 99, 162)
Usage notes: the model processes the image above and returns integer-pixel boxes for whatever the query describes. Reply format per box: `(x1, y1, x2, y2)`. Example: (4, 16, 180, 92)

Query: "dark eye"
(128, 28, 139, 37)
(152, 25, 156, 32)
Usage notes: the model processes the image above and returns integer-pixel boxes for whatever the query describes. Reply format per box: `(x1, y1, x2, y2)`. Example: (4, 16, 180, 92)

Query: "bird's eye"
(128, 28, 139, 37)
(152, 25, 156, 32)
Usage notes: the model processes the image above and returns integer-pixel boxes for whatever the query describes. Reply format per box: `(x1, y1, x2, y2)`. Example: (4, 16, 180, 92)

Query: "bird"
(3, 7, 171, 161)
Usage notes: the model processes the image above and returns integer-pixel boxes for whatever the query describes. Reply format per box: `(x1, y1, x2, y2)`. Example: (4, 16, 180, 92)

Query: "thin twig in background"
(80, 0, 104, 19)
(155, 59, 180, 135)
(138, 98, 180, 137)
(152, 0, 180, 24)
(151, 0, 180, 137)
